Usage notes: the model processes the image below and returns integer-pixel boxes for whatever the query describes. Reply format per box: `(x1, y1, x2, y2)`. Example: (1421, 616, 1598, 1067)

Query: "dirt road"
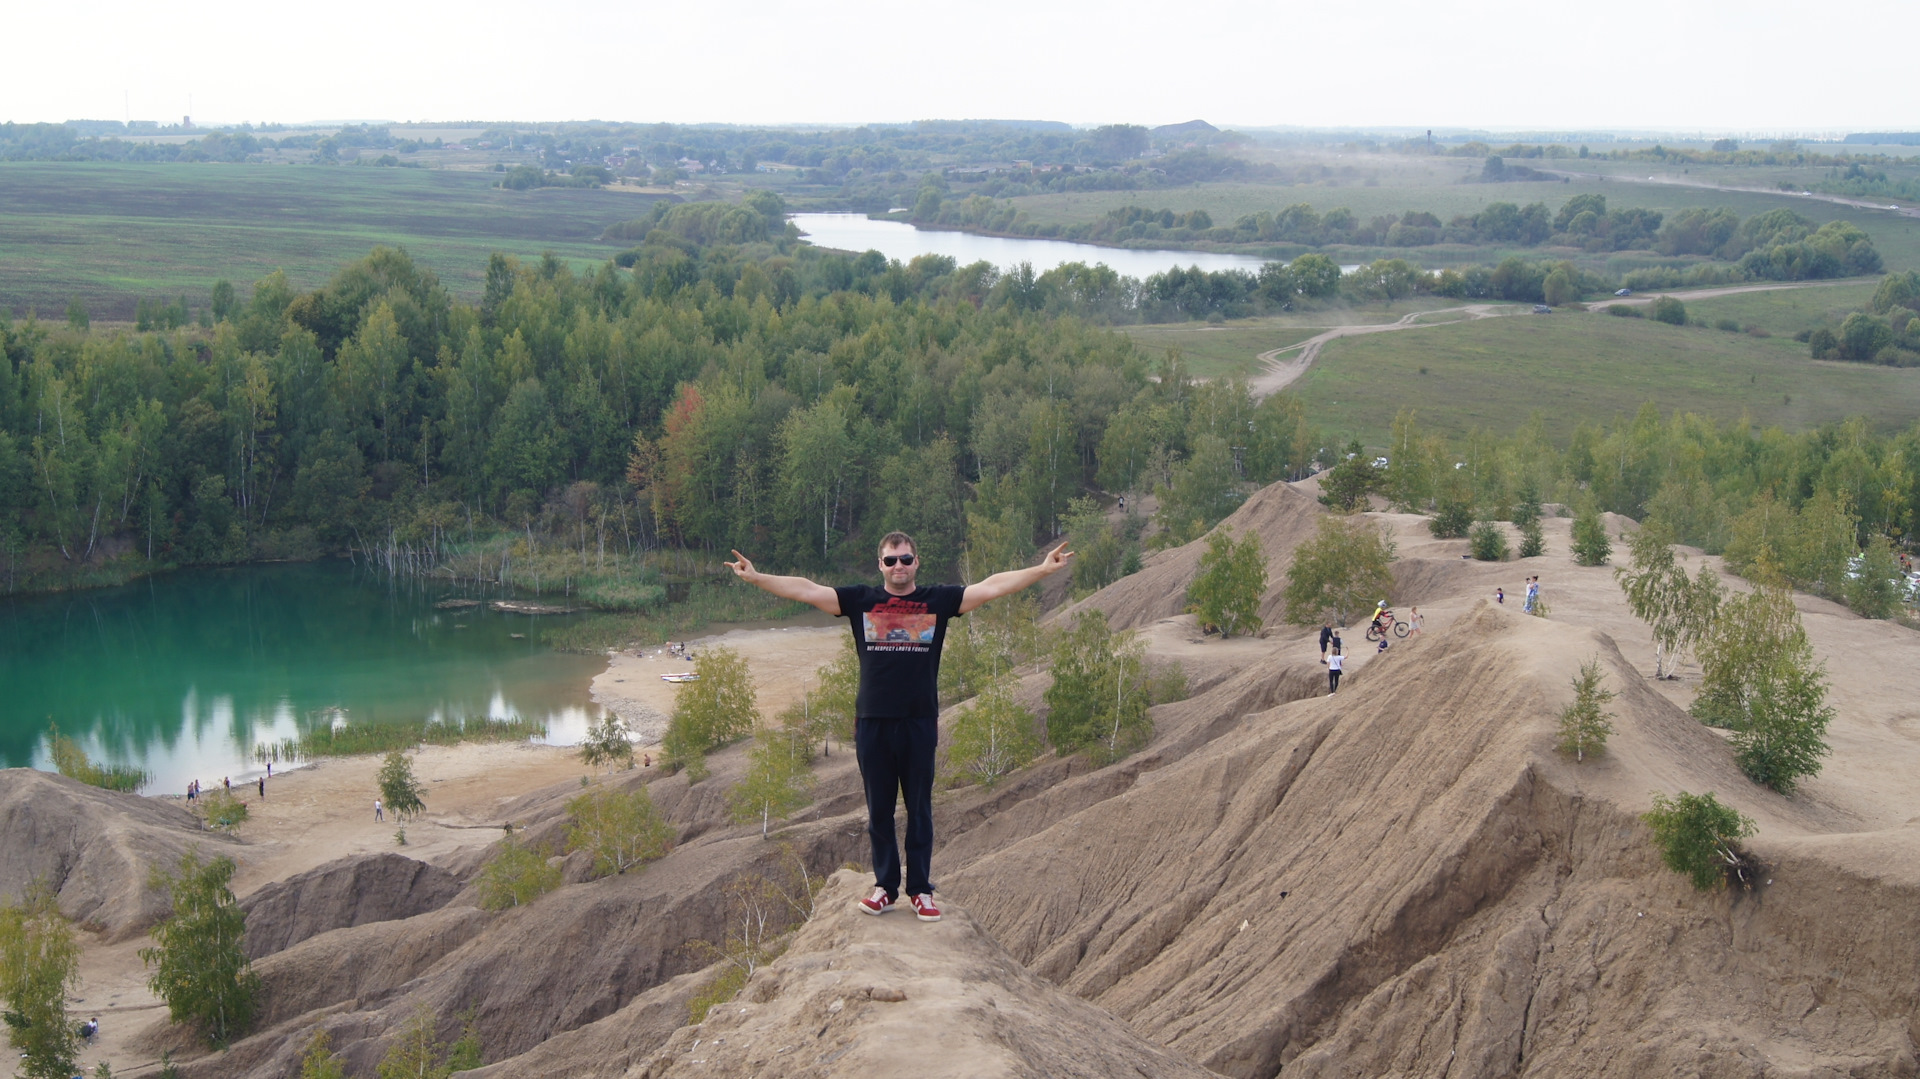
(1248, 279, 1864, 398)
(1539, 168, 1920, 220)
(1249, 303, 1524, 397)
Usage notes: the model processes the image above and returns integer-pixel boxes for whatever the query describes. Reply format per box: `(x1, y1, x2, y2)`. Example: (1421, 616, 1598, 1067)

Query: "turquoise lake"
(0, 562, 609, 794)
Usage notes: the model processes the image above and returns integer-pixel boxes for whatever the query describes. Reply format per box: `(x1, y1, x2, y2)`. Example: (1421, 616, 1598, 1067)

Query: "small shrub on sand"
(1555, 657, 1615, 761)
(1643, 791, 1758, 891)
(475, 837, 561, 911)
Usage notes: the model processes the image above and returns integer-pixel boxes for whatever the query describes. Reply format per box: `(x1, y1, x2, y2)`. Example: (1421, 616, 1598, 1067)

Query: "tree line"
(6, 213, 1915, 599)
(1805, 270, 1920, 365)
(1323, 406, 1919, 619)
(0, 230, 1326, 594)
(908, 187, 1881, 286)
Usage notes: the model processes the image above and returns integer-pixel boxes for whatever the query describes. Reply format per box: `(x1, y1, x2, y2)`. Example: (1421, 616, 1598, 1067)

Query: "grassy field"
(1678, 280, 1880, 336)
(1293, 304, 1920, 446)
(1006, 166, 1920, 273)
(1120, 323, 1323, 378)
(0, 162, 670, 319)
(1120, 298, 1504, 378)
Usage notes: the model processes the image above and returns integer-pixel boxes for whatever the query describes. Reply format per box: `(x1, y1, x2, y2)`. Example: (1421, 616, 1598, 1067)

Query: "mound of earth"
(945, 602, 1920, 1077)
(113, 482, 1920, 1078)
(1054, 480, 1327, 632)
(630, 869, 1218, 1079)
(0, 768, 233, 940)
(238, 852, 462, 959)
(154, 803, 871, 1079)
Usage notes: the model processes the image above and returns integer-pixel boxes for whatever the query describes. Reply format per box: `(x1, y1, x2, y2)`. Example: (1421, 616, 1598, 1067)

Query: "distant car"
(1615, 288, 1632, 296)
(1533, 304, 1552, 314)
(1371, 456, 1389, 469)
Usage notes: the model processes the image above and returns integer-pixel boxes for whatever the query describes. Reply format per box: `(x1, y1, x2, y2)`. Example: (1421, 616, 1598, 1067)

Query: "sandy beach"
(589, 623, 847, 741)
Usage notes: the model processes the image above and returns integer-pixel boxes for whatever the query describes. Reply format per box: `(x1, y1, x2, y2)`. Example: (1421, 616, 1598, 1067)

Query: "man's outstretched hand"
(1041, 541, 1075, 573)
(724, 550, 758, 581)
(724, 551, 840, 614)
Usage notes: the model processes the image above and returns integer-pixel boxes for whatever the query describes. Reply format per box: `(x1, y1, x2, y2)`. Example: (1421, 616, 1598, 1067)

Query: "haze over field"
(6, 0, 1920, 131)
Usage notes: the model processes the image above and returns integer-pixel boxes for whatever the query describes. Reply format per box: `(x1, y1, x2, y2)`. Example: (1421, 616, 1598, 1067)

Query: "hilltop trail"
(1248, 279, 1861, 399)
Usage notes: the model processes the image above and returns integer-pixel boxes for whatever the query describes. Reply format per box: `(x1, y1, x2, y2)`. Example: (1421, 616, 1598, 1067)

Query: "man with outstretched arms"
(726, 532, 1072, 922)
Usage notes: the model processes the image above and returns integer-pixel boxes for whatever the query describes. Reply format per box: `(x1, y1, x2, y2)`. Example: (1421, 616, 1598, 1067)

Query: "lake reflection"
(790, 213, 1275, 277)
(0, 563, 608, 793)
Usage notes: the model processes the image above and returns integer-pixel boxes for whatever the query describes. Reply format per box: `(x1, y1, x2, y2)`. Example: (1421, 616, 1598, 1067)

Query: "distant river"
(0, 563, 609, 794)
(790, 213, 1275, 277)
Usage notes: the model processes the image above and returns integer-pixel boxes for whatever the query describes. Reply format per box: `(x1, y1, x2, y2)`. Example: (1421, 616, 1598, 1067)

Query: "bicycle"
(1364, 613, 1410, 641)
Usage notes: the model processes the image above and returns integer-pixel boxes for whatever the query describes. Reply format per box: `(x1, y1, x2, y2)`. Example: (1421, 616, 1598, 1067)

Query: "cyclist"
(1369, 600, 1392, 636)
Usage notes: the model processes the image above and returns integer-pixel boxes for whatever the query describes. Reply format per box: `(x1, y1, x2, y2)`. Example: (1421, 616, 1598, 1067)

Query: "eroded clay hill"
(0, 767, 235, 940)
(948, 601, 1920, 1076)
(629, 870, 1219, 1079)
(1052, 479, 1329, 633)
(106, 479, 1920, 1078)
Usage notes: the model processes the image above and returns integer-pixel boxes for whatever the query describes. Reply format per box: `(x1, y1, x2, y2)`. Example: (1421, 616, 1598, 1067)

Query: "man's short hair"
(877, 531, 917, 557)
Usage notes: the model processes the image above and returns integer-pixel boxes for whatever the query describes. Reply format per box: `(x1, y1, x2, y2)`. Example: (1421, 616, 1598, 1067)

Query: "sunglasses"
(881, 554, 916, 567)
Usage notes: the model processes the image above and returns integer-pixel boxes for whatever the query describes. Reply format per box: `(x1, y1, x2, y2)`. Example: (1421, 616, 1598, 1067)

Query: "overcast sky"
(9, 0, 1916, 135)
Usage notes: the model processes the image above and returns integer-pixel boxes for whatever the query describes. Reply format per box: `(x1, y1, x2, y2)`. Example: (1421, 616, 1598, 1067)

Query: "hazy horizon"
(6, 0, 1917, 134)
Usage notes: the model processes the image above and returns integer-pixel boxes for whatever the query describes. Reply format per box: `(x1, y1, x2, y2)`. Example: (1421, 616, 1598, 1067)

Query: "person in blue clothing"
(727, 531, 1073, 923)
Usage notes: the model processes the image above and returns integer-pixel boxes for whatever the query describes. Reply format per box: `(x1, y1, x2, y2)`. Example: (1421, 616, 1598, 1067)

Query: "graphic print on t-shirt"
(863, 596, 938, 652)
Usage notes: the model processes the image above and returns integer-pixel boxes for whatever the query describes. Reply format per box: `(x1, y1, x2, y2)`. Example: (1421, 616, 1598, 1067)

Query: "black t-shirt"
(833, 584, 966, 719)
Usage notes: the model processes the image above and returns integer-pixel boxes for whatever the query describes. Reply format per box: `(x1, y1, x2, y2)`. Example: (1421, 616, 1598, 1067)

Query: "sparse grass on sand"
(256, 716, 550, 763)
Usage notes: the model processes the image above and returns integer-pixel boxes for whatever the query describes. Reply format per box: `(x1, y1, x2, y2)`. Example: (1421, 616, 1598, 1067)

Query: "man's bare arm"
(959, 542, 1074, 614)
(724, 550, 841, 615)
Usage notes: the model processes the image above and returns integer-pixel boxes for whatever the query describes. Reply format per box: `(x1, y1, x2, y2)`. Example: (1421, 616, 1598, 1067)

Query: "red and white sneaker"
(909, 893, 942, 922)
(858, 887, 894, 915)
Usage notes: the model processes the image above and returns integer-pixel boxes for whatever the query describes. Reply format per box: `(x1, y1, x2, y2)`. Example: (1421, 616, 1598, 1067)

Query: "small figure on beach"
(643, 753, 652, 768)
(258, 776, 266, 798)
(186, 780, 197, 802)
(1318, 621, 1333, 664)
(1327, 646, 1344, 695)
(1409, 607, 1423, 636)
(223, 776, 231, 791)
(374, 798, 384, 822)
(1495, 587, 1504, 605)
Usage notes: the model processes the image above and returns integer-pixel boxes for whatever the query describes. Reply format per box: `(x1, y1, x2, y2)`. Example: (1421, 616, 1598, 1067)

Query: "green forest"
(3, 195, 1918, 615)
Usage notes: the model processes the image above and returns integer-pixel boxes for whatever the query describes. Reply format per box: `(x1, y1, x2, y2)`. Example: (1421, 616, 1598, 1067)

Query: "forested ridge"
(2, 199, 1917, 608)
(0, 200, 1325, 595)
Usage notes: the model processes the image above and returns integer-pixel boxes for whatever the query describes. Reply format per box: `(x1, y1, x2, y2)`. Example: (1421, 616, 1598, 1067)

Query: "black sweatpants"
(855, 715, 938, 900)
(1328, 667, 1342, 692)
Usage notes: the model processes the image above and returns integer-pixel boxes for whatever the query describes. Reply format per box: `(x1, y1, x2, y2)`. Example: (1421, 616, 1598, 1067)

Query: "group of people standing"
(183, 774, 267, 801)
(1318, 623, 1346, 694)
(1495, 577, 1543, 612)
(1316, 605, 1425, 696)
